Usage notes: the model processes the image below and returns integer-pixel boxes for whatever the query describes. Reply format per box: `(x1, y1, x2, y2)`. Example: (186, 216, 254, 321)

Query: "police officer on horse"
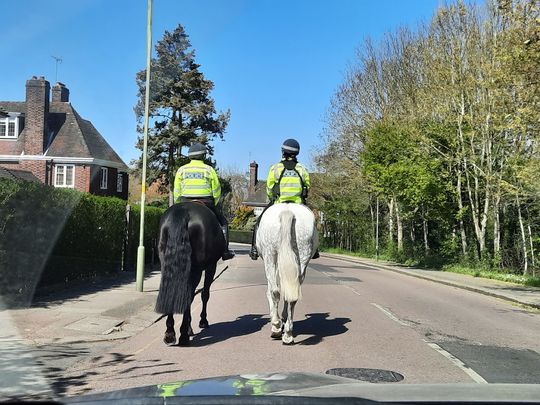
(174, 143, 235, 261)
(249, 138, 319, 260)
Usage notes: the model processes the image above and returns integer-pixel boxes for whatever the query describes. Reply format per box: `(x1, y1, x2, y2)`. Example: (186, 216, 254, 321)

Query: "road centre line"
(426, 341, 488, 384)
(370, 303, 410, 326)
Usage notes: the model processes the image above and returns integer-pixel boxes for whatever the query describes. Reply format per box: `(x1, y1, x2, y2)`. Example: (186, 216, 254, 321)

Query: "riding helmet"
(281, 139, 300, 156)
(188, 143, 207, 158)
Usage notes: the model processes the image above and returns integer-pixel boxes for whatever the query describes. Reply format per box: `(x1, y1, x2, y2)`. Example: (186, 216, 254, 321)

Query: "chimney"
(249, 161, 258, 195)
(24, 76, 50, 155)
(52, 82, 69, 103)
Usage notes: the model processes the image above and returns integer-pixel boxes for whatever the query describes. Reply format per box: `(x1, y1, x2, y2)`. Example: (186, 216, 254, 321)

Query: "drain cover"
(326, 368, 404, 383)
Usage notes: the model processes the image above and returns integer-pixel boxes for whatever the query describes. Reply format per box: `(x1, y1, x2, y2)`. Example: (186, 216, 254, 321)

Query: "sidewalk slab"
(4, 270, 163, 346)
(321, 253, 540, 309)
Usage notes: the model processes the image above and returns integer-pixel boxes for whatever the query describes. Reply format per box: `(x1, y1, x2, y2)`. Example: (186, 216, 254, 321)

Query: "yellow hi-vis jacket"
(266, 159, 310, 204)
(173, 160, 221, 205)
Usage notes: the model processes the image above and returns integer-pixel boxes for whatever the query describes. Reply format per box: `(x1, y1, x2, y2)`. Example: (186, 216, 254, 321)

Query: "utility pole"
(375, 195, 379, 261)
(136, 0, 153, 292)
(51, 56, 62, 82)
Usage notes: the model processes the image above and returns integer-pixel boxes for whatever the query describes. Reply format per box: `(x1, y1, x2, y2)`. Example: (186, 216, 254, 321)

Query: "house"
(242, 161, 268, 216)
(0, 76, 128, 199)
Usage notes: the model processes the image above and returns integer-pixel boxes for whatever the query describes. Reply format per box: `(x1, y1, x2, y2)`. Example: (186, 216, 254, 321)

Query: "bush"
(230, 205, 255, 230)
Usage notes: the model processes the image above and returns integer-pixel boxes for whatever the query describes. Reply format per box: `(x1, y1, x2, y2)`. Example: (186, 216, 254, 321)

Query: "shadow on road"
(191, 314, 268, 346)
(294, 312, 351, 346)
(53, 352, 177, 397)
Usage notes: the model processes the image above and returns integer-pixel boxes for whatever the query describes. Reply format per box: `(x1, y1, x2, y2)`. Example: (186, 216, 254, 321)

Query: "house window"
(0, 116, 19, 139)
(54, 164, 75, 188)
(100, 167, 108, 189)
(117, 173, 123, 192)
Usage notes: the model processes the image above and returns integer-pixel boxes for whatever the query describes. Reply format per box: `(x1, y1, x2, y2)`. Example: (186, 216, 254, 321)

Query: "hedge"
(230, 229, 253, 244)
(0, 178, 164, 308)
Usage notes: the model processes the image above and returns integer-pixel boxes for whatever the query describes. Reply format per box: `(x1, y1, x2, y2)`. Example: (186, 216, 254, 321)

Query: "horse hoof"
(282, 335, 294, 345)
(178, 336, 191, 346)
(199, 320, 209, 329)
(163, 332, 176, 345)
(271, 331, 282, 339)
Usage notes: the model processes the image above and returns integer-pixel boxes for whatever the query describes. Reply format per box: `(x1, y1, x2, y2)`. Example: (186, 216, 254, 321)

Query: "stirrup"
(249, 247, 259, 260)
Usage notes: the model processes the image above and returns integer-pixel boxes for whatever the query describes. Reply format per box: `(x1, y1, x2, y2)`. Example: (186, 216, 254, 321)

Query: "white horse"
(256, 203, 319, 344)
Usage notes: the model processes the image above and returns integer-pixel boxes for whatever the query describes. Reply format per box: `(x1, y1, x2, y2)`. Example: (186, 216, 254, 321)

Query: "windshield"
(1, 0, 539, 401)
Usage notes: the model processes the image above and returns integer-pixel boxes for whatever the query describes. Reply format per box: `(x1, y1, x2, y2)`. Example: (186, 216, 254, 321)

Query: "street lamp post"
(136, 0, 153, 292)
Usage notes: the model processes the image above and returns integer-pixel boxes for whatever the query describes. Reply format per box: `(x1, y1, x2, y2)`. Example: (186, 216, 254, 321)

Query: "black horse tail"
(155, 213, 192, 314)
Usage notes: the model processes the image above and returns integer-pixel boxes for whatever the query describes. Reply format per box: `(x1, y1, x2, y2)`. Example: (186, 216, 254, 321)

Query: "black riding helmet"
(281, 138, 300, 157)
(188, 143, 207, 159)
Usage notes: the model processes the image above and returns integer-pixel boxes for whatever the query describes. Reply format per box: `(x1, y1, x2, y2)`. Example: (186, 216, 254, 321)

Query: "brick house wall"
(89, 165, 128, 199)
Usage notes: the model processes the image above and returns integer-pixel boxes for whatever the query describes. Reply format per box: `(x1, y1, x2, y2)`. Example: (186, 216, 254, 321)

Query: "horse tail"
(277, 209, 301, 302)
(155, 212, 192, 314)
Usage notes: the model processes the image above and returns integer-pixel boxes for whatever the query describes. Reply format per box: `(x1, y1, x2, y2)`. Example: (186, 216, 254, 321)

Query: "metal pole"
(375, 195, 379, 262)
(136, 0, 153, 292)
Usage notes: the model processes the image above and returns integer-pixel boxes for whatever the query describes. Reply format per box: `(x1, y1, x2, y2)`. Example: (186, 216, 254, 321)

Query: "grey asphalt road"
(64, 244, 540, 396)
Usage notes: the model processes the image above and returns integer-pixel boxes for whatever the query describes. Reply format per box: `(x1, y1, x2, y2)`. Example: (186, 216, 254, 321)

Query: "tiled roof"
(0, 166, 40, 182)
(0, 102, 25, 114)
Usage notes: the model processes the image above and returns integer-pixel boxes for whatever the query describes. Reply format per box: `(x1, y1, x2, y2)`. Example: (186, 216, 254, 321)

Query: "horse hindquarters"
(277, 210, 301, 302)
(155, 214, 193, 315)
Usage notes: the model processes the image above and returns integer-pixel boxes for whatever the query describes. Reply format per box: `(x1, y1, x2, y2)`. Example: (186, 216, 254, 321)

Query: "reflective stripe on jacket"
(266, 160, 310, 204)
(173, 160, 221, 205)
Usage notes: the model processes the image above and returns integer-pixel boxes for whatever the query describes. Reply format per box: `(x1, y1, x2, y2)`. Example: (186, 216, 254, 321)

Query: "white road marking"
(426, 341, 488, 384)
(370, 303, 410, 326)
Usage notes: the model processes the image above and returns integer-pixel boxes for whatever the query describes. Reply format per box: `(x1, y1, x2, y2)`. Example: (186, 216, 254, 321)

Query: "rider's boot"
(312, 249, 320, 259)
(249, 245, 259, 261)
(221, 225, 235, 261)
(249, 225, 259, 260)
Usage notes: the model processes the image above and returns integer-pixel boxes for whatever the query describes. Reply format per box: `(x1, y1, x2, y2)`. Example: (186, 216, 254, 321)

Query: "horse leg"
(164, 314, 176, 345)
(263, 255, 282, 339)
(199, 264, 216, 329)
(178, 309, 192, 346)
(178, 270, 202, 346)
(268, 285, 282, 338)
(282, 300, 297, 345)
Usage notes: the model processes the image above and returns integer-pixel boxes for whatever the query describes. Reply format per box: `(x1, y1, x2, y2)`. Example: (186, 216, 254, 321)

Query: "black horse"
(155, 201, 225, 346)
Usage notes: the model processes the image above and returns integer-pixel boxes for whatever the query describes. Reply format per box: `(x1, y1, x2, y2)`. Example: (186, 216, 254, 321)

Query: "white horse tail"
(277, 209, 301, 302)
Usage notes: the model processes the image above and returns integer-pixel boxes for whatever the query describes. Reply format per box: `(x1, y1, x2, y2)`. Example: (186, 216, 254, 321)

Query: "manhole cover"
(326, 368, 404, 383)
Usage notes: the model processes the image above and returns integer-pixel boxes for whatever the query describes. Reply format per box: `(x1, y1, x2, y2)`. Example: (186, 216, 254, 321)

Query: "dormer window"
(0, 114, 21, 139)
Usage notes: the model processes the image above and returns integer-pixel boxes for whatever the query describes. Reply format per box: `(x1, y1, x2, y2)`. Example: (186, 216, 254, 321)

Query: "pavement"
(321, 253, 540, 309)
(0, 268, 163, 399)
(1, 244, 539, 400)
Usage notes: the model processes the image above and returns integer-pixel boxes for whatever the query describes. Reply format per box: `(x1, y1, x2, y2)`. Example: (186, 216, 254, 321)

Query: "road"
(64, 243, 540, 396)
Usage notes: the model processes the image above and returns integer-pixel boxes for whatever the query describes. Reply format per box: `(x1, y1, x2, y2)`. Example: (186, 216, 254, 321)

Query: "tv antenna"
(51, 55, 63, 82)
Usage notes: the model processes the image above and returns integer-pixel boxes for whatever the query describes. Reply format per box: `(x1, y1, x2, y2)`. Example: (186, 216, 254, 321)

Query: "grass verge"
(442, 264, 540, 287)
(321, 248, 540, 287)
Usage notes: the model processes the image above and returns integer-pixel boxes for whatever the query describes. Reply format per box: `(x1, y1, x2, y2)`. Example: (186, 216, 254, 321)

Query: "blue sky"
(1, 0, 442, 177)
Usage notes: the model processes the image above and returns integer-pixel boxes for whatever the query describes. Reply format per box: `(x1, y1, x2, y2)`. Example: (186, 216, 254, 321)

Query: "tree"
(315, 0, 539, 274)
(134, 24, 230, 206)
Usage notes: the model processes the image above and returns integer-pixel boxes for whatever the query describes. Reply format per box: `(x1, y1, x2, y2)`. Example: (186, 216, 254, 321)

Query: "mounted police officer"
(174, 143, 235, 261)
(249, 138, 319, 260)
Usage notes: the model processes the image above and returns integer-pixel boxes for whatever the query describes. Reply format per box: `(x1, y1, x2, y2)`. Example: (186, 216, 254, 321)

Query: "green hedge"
(230, 229, 253, 244)
(0, 178, 164, 307)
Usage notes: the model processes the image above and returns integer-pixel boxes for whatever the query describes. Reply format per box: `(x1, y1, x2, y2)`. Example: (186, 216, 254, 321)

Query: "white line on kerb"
(370, 303, 409, 326)
(426, 342, 488, 384)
